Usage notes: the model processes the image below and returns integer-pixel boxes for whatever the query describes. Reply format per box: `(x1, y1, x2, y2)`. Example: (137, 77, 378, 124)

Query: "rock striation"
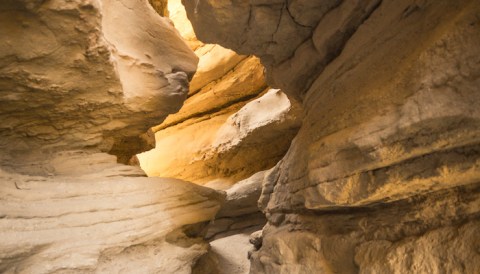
(3, 0, 479, 272)
(0, 0, 197, 167)
(0, 152, 224, 273)
(138, 1, 303, 188)
(184, 0, 480, 272)
(0, 0, 226, 272)
(139, 87, 302, 187)
(206, 170, 267, 241)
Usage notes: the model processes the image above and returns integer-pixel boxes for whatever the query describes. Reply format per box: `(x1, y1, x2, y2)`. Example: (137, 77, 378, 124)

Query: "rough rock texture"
(0, 0, 230, 272)
(184, 0, 480, 272)
(206, 170, 267, 240)
(252, 184, 480, 273)
(193, 170, 270, 274)
(0, 0, 197, 166)
(139, 88, 302, 186)
(182, 0, 382, 98)
(0, 152, 224, 273)
(138, 1, 302, 187)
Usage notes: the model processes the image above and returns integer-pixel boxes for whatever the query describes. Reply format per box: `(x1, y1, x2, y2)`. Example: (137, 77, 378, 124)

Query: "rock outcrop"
(138, 2, 303, 187)
(206, 170, 267, 240)
(139, 87, 302, 187)
(184, 0, 480, 272)
(0, 0, 197, 166)
(3, 0, 479, 272)
(0, 152, 224, 273)
(0, 0, 225, 272)
(192, 170, 267, 274)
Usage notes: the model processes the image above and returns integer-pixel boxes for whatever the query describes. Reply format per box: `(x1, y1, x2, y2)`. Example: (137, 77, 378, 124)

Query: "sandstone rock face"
(0, 0, 229, 272)
(149, 0, 169, 16)
(184, 0, 480, 272)
(182, 0, 381, 98)
(0, 0, 197, 166)
(206, 170, 267, 240)
(139, 88, 302, 186)
(138, 1, 302, 187)
(168, 0, 203, 50)
(0, 152, 224, 274)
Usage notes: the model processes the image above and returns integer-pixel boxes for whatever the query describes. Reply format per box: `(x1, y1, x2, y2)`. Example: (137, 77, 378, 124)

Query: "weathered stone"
(184, 0, 480, 272)
(251, 184, 480, 273)
(0, 152, 224, 273)
(206, 170, 268, 240)
(0, 0, 197, 165)
(182, 0, 382, 97)
(138, 2, 302, 188)
(139, 89, 302, 186)
(149, 0, 169, 16)
(0, 0, 232, 272)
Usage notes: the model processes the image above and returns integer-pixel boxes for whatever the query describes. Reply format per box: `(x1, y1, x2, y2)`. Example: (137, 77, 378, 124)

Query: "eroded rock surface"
(139, 88, 302, 186)
(138, 1, 302, 187)
(0, 0, 228, 272)
(206, 170, 267, 240)
(0, 152, 224, 273)
(182, 0, 382, 98)
(193, 233, 253, 274)
(184, 0, 480, 272)
(0, 0, 197, 166)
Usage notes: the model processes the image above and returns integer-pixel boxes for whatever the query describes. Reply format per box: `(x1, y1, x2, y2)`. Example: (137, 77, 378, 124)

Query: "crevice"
(300, 0, 383, 97)
(284, 1, 313, 28)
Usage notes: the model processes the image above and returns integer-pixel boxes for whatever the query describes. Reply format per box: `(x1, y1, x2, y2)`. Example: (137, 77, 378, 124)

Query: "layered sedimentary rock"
(206, 170, 267, 240)
(184, 0, 480, 272)
(138, 2, 302, 187)
(192, 171, 267, 274)
(0, 0, 226, 272)
(0, 0, 197, 167)
(140, 87, 302, 187)
(182, 0, 382, 99)
(0, 152, 224, 273)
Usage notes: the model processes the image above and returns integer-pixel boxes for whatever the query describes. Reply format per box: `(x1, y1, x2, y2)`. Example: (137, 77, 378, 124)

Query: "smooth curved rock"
(0, 0, 197, 165)
(189, 45, 247, 95)
(168, 0, 202, 50)
(0, 152, 224, 273)
(0, 0, 230, 272)
(139, 88, 302, 186)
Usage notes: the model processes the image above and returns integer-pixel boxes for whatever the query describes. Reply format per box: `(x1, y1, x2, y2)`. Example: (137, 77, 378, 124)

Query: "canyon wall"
(184, 0, 480, 272)
(0, 0, 224, 272)
(2, 0, 479, 272)
(138, 0, 303, 188)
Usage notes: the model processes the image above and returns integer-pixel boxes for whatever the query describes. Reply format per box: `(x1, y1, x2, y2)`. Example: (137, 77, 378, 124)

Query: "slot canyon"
(0, 0, 479, 273)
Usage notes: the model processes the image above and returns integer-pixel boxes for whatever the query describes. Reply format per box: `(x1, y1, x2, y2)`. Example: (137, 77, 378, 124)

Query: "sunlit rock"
(139, 88, 302, 187)
(139, 2, 302, 188)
